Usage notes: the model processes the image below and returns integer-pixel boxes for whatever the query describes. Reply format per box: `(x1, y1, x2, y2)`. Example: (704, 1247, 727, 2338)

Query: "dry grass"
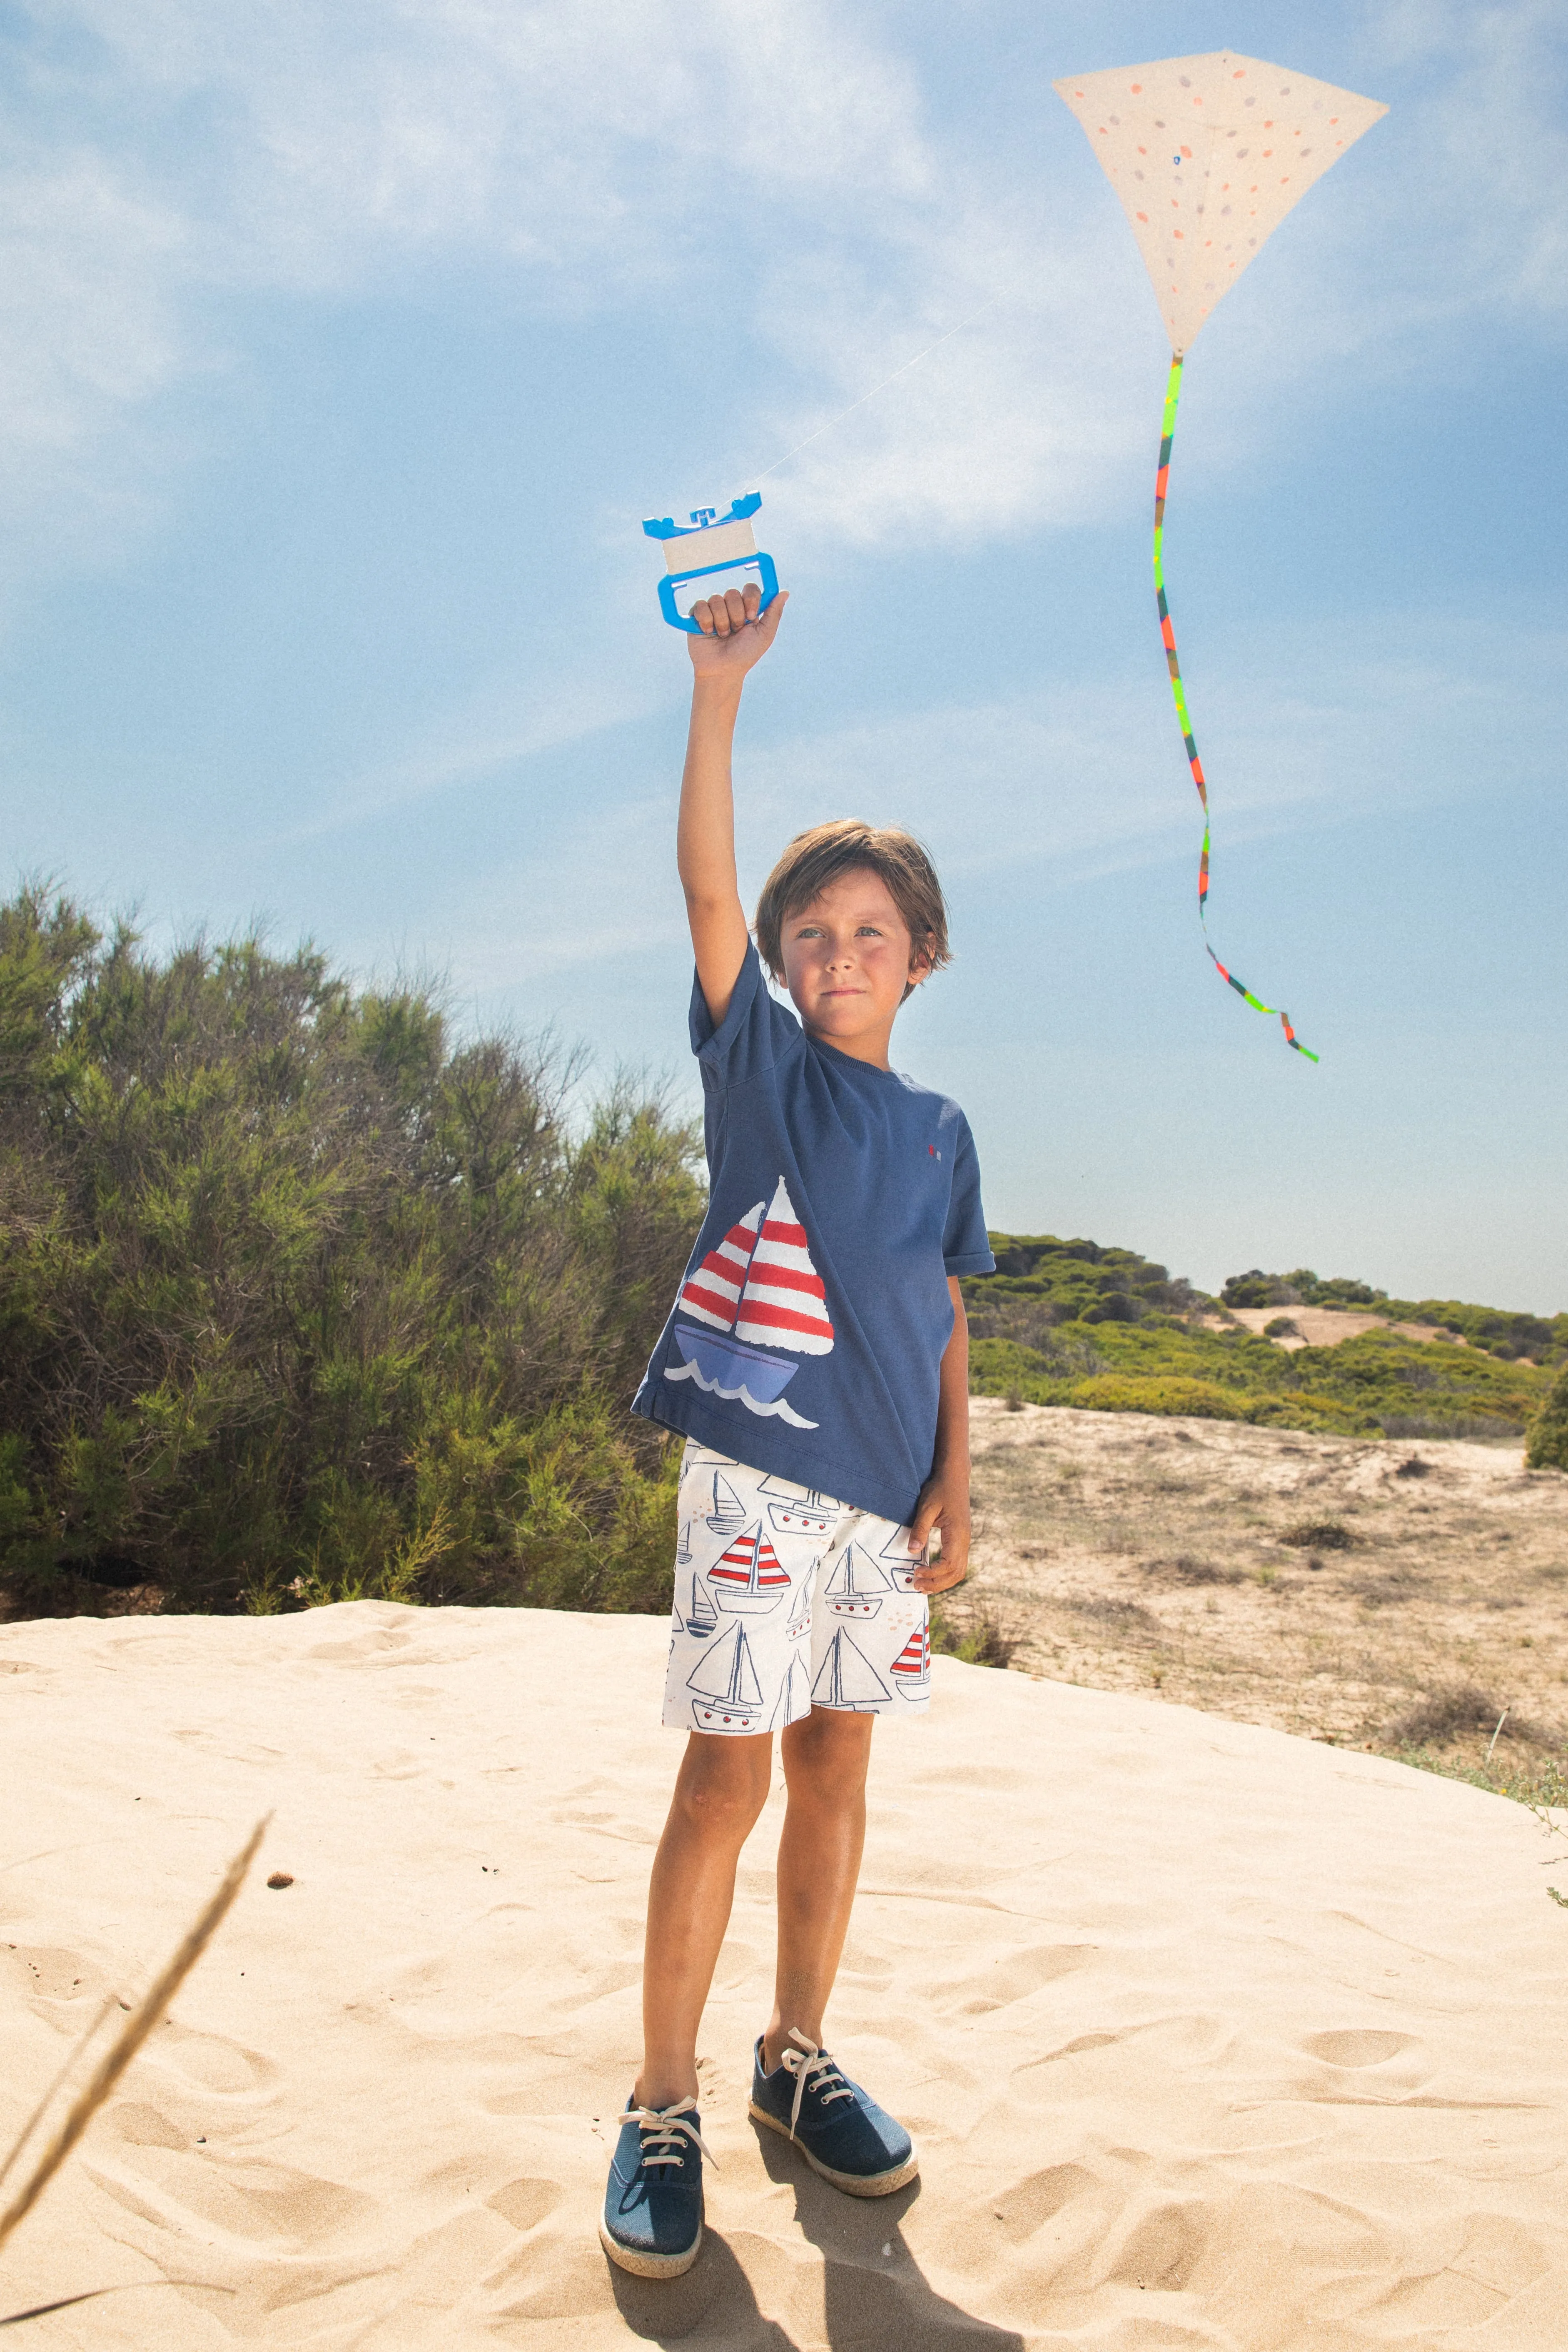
(964, 1398, 1568, 1774)
(0, 1821, 266, 2323)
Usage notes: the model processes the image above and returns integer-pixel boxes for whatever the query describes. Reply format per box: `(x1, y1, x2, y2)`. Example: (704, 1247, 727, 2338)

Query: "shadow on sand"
(607, 2124, 1024, 2350)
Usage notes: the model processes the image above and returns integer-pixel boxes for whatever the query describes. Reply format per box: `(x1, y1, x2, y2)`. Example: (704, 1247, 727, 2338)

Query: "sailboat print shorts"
(663, 1442, 931, 1734)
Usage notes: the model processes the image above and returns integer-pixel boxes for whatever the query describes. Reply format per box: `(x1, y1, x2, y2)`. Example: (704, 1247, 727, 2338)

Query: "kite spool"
(643, 493, 778, 633)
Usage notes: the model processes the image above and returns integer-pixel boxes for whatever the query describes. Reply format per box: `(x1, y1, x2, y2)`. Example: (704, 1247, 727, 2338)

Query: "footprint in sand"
(486, 2178, 563, 2233)
(306, 1628, 417, 1662)
(1101, 2198, 1207, 2292)
(157, 2021, 281, 2097)
(1302, 2028, 1420, 2068)
(990, 2161, 1099, 2244)
(5, 1942, 114, 2004)
(932, 1941, 1097, 2016)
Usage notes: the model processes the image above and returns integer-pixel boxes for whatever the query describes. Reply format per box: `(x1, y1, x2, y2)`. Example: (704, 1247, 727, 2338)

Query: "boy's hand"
(687, 582, 787, 680)
(906, 1466, 970, 1595)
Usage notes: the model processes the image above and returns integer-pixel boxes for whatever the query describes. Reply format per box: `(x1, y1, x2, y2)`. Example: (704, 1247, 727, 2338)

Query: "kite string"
(752, 292, 1001, 485)
(1153, 353, 1317, 1062)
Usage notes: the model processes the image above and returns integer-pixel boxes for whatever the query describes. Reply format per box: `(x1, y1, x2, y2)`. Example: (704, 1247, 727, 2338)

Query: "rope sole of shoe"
(598, 2215, 703, 2279)
(748, 2102, 919, 2198)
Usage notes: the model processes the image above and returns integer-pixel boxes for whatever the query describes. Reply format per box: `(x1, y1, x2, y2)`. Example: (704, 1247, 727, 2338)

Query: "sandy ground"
(3, 1600, 1568, 2348)
(965, 1400, 1568, 1757)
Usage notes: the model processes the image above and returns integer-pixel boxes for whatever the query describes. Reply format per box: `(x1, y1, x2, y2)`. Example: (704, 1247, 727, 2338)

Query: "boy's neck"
(802, 1016, 896, 1071)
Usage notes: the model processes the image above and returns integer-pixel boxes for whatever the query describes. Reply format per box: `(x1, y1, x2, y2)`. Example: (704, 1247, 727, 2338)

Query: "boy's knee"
(677, 1736, 771, 1834)
(781, 1708, 873, 1801)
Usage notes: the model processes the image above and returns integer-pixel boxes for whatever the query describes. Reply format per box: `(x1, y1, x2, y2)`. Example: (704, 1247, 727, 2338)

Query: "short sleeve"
(689, 939, 802, 1090)
(942, 1113, 995, 1276)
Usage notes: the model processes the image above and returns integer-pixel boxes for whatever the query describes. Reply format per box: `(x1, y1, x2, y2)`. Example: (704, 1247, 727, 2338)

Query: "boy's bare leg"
(763, 1709, 874, 2071)
(636, 1731, 773, 2110)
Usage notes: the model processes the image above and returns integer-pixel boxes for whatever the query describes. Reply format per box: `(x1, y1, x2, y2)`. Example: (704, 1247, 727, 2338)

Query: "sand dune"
(967, 1399, 1568, 1754)
(3, 1601, 1566, 2347)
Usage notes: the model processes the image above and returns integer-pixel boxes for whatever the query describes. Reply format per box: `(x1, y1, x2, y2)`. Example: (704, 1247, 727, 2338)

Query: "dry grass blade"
(1, 2287, 147, 2328)
(0, 2002, 117, 2198)
(0, 2280, 235, 2330)
(0, 1817, 268, 2257)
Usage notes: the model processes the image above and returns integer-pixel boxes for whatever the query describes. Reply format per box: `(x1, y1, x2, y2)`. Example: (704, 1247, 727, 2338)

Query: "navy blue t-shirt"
(632, 942, 994, 1526)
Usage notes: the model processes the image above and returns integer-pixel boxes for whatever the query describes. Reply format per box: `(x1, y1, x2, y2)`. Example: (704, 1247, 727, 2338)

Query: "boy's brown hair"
(754, 819, 952, 998)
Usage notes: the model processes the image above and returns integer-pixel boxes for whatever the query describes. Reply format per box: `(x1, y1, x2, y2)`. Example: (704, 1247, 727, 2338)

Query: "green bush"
(1527, 1367, 1568, 1472)
(1058, 1375, 1253, 1421)
(968, 1246, 1554, 1441)
(0, 888, 703, 1616)
(972, 1234, 1211, 1328)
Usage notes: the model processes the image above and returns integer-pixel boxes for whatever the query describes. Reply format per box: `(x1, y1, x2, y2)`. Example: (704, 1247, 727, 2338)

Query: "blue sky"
(2, 0, 1564, 1310)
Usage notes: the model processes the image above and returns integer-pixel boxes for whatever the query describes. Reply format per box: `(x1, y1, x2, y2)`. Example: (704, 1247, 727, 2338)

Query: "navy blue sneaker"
(599, 2096, 709, 2277)
(749, 2030, 918, 2197)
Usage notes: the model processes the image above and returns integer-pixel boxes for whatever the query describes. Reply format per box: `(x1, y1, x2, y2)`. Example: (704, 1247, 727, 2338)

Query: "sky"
(2, 0, 1564, 1311)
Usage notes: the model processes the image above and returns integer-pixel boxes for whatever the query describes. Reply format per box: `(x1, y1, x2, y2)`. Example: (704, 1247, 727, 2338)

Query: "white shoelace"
(778, 2029, 854, 2141)
(626, 2098, 715, 2172)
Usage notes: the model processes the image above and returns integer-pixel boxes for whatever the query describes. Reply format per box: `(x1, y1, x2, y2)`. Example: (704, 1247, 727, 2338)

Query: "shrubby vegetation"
(1221, 1266, 1568, 1367)
(4, 881, 1560, 1624)
(971, 1233, 1210, 1333)
(966, 1235, 1557, 1440)
(0, 888, 701, 1617)
(1526, 1367, 1568, 1472)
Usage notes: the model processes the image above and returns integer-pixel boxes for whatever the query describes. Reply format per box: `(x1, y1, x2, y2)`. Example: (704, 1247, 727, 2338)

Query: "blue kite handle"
(658, 550, 779, 635)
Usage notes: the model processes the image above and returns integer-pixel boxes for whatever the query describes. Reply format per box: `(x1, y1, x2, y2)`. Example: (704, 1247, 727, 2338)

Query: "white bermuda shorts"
(663, 1442, 931, 1735)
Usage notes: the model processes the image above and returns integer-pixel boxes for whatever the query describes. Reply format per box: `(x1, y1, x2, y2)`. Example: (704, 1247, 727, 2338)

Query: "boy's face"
(779, 869, 927, 1062)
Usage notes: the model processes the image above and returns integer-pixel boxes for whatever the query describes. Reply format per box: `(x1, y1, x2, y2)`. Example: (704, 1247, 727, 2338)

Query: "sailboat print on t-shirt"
(664, 1176, 833, 1429)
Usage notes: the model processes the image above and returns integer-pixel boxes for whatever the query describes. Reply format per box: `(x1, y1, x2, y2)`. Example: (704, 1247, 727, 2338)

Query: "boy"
(601, 578, 994, 2278)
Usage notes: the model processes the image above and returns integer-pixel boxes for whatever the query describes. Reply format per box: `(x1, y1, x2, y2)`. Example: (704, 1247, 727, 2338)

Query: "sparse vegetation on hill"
(0, 888, 698, 1617)
(966, 1236, 1558, 1441)
(1221, 1267, 1568, 1367)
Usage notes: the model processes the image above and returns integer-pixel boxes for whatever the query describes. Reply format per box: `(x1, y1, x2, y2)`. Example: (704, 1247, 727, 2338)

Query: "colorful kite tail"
(1154, 354, 1318, 1062)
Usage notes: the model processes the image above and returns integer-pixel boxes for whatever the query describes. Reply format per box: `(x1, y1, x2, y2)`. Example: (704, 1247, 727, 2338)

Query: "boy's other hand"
(906, 1467, 970, 1594)
(687, 583, 787, 680)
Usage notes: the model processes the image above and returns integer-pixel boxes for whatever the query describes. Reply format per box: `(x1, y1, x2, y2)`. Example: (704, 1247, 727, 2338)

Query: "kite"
(1055, 53, 1388, 1058)
(643, 493, 780, 633)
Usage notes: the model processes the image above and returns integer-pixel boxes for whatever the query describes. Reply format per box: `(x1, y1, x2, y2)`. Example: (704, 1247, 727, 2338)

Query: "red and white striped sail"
(678, 1199, 764, 1331)
(890, 1624, 930, 1682)
(708, 1523, 790, 1596)
(734, 1177, 835, 1356)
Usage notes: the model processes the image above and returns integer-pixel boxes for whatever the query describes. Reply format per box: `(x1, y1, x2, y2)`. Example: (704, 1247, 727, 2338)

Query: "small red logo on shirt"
(928, 1144, 942, 1162)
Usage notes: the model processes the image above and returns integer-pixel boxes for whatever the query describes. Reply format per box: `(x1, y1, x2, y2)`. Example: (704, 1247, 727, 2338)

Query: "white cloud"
(1353, 1, 1568, 323)
(0, 142, 192, 594)
(745, 190, 1157, 551)
(0, 0, 935, 582)
(0, 0, 1563, 597)
(421, 607, 1565, 997)
(750, 607, 1568, 901)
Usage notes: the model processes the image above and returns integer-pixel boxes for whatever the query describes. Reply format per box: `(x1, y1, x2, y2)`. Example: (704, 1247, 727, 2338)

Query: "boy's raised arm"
(677, 582, 788, 1027)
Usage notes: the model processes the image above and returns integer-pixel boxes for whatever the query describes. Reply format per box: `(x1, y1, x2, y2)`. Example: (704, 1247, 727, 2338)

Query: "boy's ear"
(907, 932, 936, 985)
